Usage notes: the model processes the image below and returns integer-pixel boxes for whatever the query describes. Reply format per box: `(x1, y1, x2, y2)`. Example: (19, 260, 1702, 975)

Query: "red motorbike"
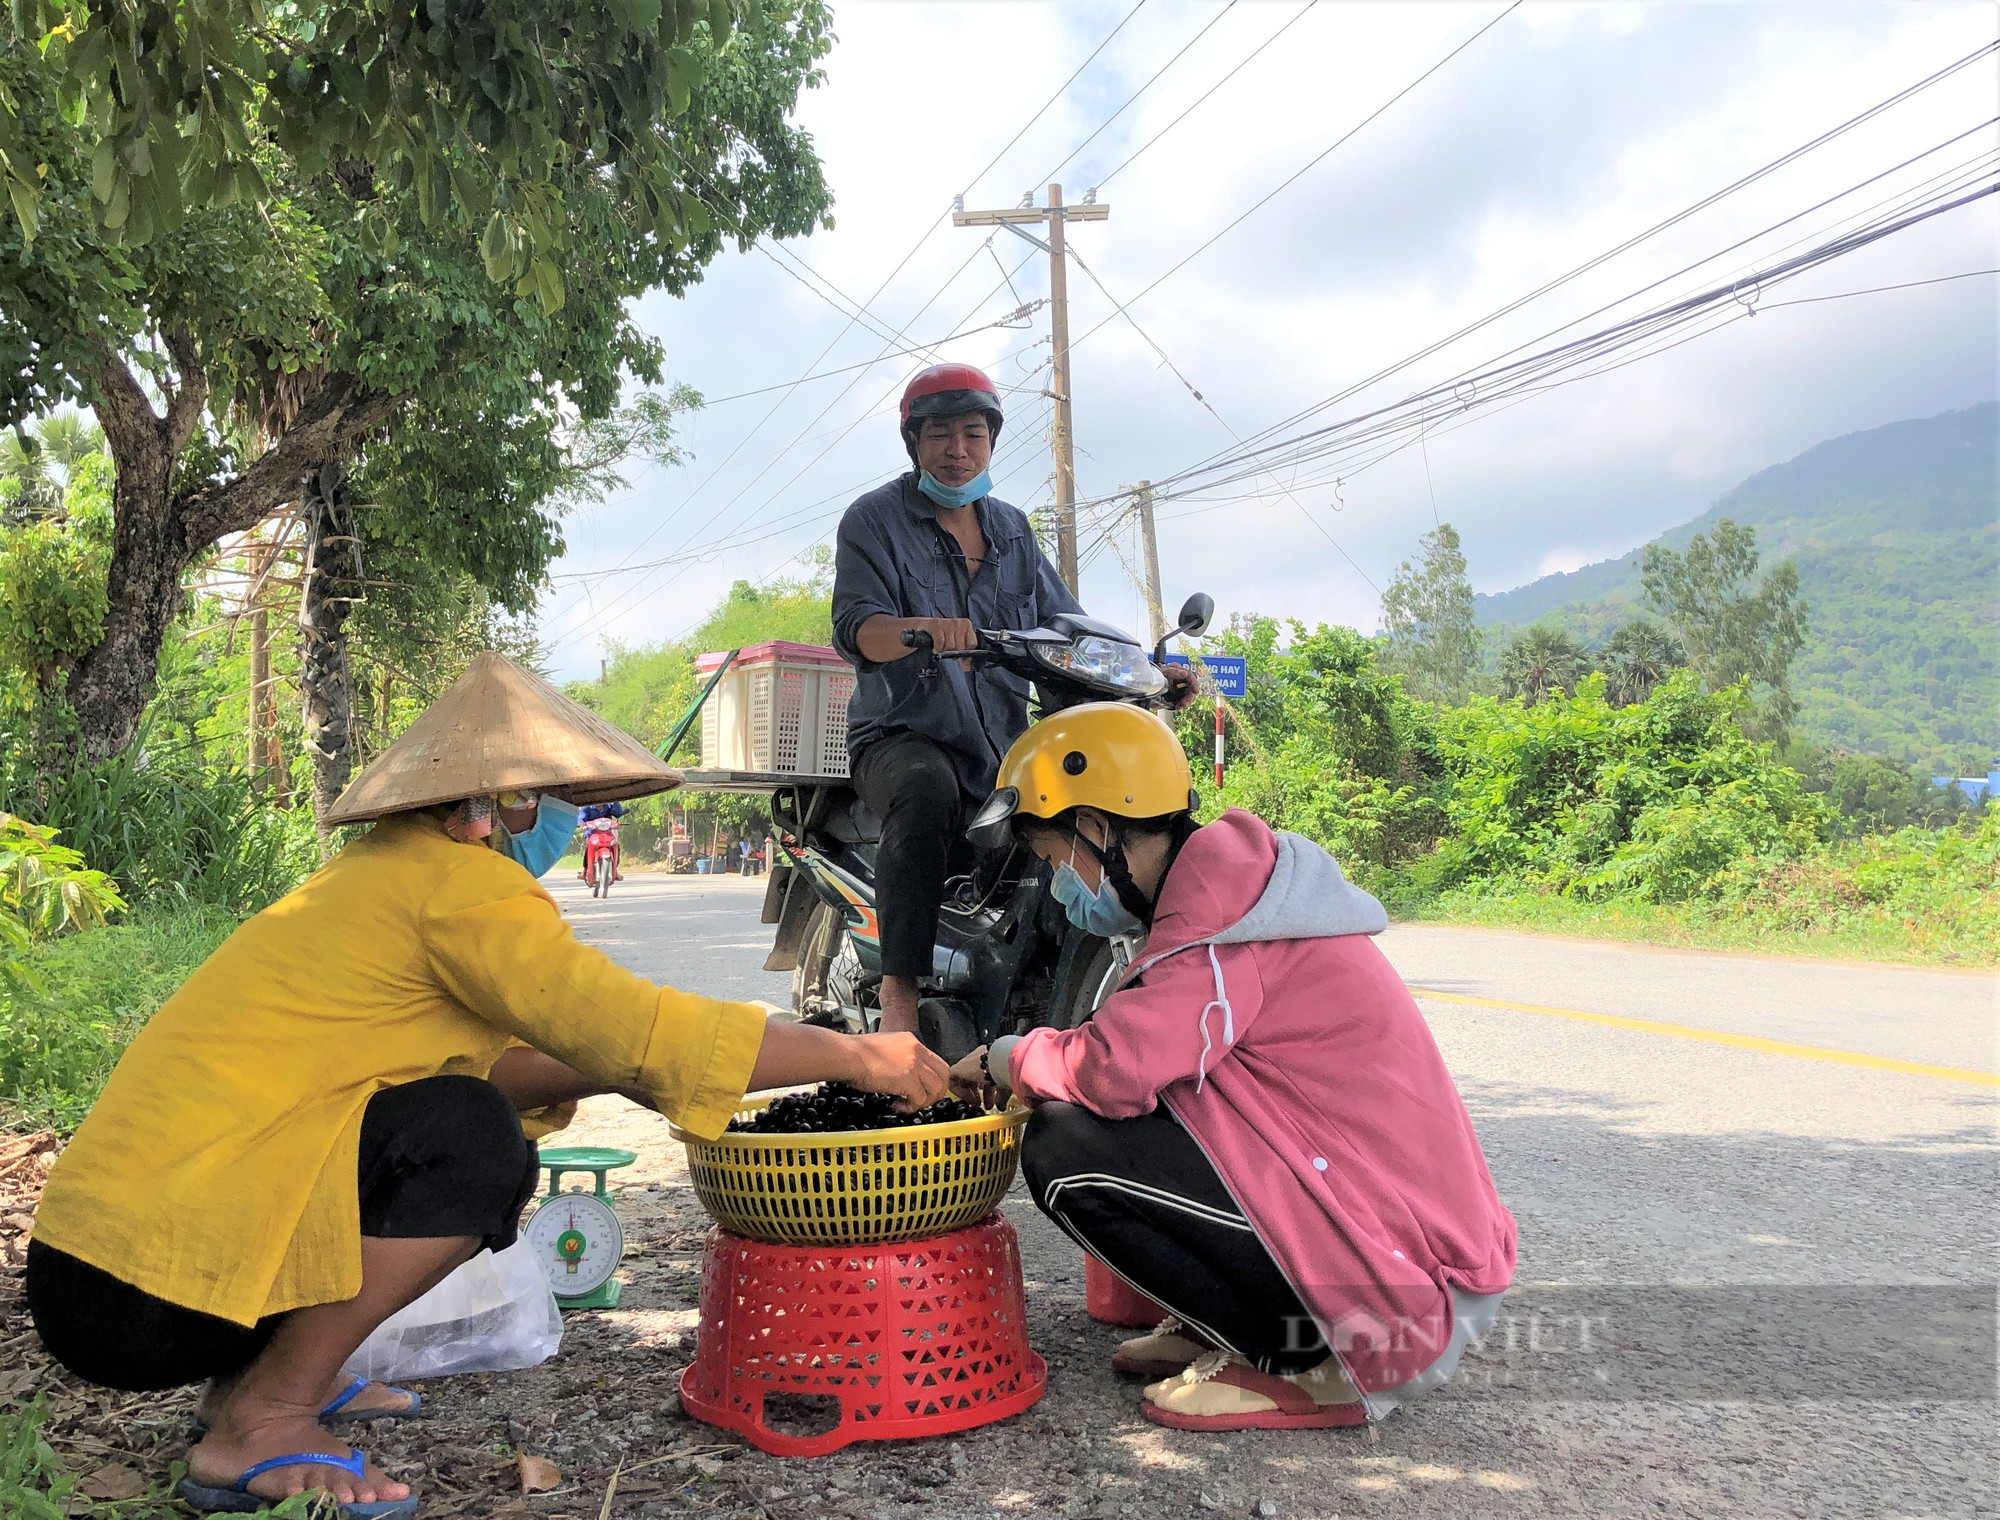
(581, 818, 622, 898)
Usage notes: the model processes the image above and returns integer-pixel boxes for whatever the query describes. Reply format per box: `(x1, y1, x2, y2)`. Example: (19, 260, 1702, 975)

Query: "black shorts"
(26, 1074, 540, 1391)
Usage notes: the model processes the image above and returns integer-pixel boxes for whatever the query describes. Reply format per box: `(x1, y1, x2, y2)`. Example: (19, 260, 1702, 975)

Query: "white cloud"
(539, 0, 1999, 676)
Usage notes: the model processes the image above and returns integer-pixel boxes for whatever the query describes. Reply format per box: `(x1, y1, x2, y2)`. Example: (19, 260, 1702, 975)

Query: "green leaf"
(5, 175, 37, 243)
(532, 256, 565, 314)
(478, 209, 509, 265)
(89, 138, 114, 201)
(707, 0, 732, 35)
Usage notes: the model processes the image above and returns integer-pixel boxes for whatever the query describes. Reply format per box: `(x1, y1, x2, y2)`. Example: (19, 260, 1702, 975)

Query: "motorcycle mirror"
(1177, 593, 1214, 638)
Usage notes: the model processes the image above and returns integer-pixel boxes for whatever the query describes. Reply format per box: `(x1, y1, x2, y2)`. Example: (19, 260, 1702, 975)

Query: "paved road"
(548, 873, 1998, 1519)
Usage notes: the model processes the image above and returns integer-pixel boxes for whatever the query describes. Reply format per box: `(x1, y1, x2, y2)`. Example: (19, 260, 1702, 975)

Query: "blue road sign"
(1162, 653, 1247, 697)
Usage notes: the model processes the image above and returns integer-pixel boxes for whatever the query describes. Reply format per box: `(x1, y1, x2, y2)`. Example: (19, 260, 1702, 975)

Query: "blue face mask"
(916, 468, 992, 510)
(1048, 840, 1145, 940)
(501, 796, 580, 878)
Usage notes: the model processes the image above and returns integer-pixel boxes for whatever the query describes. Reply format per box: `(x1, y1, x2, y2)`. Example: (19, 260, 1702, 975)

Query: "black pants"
(26, 1074, 539, 1392)
(851, 732, 968, 980)
(1021, 1102, 1325, 1373)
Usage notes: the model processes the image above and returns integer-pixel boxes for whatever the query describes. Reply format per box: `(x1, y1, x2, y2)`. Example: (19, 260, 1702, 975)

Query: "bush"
(0, 904, 235, 1129)
(0, 718, 318, 914)
(1429, 672, 1830, 897)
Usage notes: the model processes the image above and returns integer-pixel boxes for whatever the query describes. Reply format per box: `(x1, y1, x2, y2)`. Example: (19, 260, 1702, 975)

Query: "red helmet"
(900, 363, 1004, 454)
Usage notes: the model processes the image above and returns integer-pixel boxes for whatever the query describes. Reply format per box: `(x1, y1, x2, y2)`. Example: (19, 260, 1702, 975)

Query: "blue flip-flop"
(189, 1379, 425, 1440)
(318, 1378, 427, 1428)
(179, 1449, 417, 1517)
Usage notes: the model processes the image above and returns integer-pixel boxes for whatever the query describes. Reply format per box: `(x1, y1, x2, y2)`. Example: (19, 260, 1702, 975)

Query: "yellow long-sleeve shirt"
(33, 814, 767, 1326)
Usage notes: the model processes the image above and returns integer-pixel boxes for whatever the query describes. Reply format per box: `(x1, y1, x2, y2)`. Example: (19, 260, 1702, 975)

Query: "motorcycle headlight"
(1032, 635, 1168, 696)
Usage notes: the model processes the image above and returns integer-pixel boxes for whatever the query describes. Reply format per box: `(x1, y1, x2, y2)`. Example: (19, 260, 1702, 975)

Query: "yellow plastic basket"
(674, 1099, 1029, 1246)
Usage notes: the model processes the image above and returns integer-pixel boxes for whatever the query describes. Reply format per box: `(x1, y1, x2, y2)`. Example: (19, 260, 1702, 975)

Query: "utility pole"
(953, 182, 1108, 595)
(1132, 479, 1165, 645)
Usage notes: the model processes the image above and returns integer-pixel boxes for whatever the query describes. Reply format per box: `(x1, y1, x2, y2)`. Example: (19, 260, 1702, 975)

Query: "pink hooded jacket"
(1008, 809, 1516, 1410)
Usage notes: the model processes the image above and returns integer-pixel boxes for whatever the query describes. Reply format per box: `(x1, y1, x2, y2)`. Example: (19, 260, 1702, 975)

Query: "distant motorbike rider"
(577, 800, 624, 883)
(832, 365, 1193, 1037)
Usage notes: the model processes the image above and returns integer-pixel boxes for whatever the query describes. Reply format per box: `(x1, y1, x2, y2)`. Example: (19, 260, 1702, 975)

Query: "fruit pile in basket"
(724, 1082, 984, 1134)
(676, 1083, 1028, 1246)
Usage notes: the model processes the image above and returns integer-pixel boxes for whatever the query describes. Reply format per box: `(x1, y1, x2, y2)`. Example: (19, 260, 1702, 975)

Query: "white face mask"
(1048, 831, 1145, 939)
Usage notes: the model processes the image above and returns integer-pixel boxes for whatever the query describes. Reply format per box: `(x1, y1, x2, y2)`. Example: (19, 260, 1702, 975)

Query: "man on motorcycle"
(832, 363, 1190, 1037)
(577, 800, 624, 882)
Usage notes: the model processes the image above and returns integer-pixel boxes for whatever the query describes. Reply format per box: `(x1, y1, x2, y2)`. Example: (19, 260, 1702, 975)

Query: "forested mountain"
(1474, 403, 1997, 767)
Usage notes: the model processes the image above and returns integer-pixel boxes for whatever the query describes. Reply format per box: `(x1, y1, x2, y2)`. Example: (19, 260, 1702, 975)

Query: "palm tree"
(1498, 623, 1588, 705)
(1601, 619, 1686, 706)
(1, 414, 105, 519)
(33, 413, 105, 488)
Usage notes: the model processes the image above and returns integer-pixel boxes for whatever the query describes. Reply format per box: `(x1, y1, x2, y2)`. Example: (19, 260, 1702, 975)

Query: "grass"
(1402, 889, 1994, 967)
(1401, 818, 2000, 968)
(0, 905, 237, 1130)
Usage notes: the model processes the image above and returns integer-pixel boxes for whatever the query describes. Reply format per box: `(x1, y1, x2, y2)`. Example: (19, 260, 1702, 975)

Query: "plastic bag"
(341, 1239, 562, 1382)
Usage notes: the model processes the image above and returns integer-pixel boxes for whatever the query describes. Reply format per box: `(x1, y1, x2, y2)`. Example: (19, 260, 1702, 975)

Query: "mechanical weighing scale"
(522, 1146, 636, 1310)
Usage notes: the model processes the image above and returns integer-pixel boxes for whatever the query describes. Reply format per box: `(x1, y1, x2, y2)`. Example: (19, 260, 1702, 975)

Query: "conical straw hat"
(326, 651, 682, 825)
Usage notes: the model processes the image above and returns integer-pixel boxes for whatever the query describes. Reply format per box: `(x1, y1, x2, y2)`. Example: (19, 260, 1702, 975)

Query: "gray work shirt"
(832, 473, 1084, 799)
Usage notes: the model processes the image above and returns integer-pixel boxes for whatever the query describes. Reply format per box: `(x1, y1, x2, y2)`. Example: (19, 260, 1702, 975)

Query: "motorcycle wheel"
(594, 853, 613, 898)
(1050, 932, 1120, 1030)
(793, 902, 862, 1030)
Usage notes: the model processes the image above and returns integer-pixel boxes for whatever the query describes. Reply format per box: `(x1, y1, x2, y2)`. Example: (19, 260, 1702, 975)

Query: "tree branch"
(177, 376, 403, 551)
(161, 328, 210, 458)
(85, 345, 166, 467)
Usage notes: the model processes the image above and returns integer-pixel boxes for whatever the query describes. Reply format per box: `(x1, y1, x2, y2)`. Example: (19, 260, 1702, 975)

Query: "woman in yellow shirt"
(26, 655, 946, 1519)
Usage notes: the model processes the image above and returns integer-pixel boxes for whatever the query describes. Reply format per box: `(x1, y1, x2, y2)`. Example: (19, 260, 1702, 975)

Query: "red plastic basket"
(1084, 1252, 1169, 1327)
(679, 1215, 1047, 1457)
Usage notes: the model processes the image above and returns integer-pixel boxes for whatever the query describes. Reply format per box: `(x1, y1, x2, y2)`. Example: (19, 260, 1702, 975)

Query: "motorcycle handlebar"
(900, 627, 988, 663)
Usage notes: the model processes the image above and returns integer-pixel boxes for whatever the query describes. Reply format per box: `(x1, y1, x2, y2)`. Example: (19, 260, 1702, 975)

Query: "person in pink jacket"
(953, 703, 1516, 1431)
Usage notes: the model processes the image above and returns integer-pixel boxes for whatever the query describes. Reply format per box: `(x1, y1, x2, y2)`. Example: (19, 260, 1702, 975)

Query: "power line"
(1135, 177, 1999, 503)
(551, 248, 1044, 646)
(1135, 38, 2000, 484)
(694, 302, 1046, 406)
(959, 0, 1151, 201)
(1758, 266, 1997, 308)
(1061, 241, 1381, 594)
(1068, 0, 1523, 352)
(548, 5, 1161, 657)
(1066, 114, 2000, 521)
(1093, 1, 1318, 191)
(1032, 0, 1241, 190)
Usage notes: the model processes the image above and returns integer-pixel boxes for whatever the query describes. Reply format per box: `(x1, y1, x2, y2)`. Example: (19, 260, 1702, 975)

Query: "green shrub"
(0, 718, 318, 914)
(0, 814, 124, 981)
(0, 904, 234, 1129)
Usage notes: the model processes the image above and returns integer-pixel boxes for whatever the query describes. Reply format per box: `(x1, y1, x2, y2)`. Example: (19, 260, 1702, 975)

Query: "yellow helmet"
(969, 702, 1194, 849)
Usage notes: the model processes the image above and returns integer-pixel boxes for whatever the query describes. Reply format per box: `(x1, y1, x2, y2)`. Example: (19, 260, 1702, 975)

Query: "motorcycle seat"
(820, 798, 882, 846)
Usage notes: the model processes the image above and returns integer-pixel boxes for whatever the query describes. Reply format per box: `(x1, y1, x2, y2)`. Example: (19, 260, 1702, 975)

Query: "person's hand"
(1162, 664, 1200, 711)
(948, 1046, 997, 1108)
(845, 1031, 951, 1113)
(902, 617, 979, 663)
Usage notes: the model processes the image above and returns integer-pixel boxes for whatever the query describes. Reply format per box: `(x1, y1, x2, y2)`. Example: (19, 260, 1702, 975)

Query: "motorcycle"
(581, 818, 621, 898)
(742, 593, 1213, 1059)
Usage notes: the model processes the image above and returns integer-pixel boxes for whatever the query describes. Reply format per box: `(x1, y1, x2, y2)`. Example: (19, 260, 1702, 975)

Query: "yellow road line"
(1409, 987, 1998, 1088)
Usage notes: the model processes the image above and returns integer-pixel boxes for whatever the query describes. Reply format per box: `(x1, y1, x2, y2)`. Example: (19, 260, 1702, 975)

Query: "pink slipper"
(1143, 1353, 1368, 1432)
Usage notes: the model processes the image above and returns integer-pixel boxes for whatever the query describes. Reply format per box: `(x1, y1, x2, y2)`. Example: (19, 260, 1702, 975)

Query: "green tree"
(1598, 618, 1684, 706)
(0, 1, 833, 764)
(1379, 523, 1479, 705)
(1642, 518, 1807, 742)
(2, 414, 103, 519)
(1498, 622, 1587, 705)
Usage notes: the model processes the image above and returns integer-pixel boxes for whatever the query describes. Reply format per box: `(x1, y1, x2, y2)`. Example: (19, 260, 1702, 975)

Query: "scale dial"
(523, 1190, 624, 1298)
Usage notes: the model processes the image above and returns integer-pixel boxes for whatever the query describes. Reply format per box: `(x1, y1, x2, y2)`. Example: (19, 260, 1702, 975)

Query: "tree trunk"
(63, 338, 399, 767)
(299, 466, 360, 840)
(63, 430, 187, 763)
(245, 536, 291, 803)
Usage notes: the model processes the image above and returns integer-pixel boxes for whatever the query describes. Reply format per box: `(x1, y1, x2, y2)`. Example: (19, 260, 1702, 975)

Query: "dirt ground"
(3, 1103, 1528, 1520)
(7, 1099, 1990, 1520)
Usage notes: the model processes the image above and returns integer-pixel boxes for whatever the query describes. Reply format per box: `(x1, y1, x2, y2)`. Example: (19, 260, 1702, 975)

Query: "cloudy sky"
(538, 0, 1998, 678)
